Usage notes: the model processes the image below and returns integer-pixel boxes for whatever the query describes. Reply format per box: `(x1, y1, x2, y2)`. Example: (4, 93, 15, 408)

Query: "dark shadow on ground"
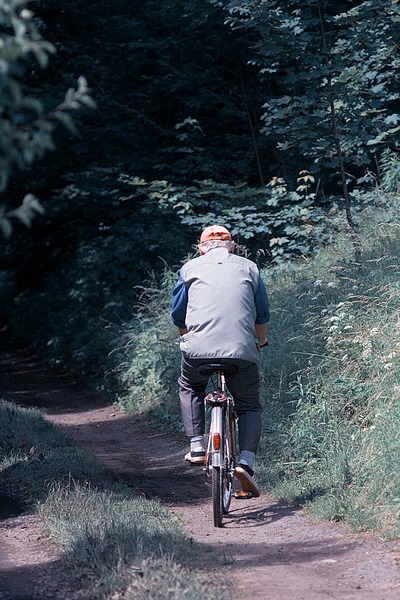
(0, 348, 109, 413)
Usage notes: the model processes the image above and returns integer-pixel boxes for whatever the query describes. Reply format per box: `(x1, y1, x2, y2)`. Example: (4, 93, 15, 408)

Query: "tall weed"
(265, 197, 400, 534)
(115, 269, 184, 431)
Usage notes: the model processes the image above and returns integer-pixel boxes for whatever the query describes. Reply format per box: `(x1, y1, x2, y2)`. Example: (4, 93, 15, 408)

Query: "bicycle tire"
(212, 465, 223, 527)
(222, 409, 234, 514)
(209, 405, 225, 527)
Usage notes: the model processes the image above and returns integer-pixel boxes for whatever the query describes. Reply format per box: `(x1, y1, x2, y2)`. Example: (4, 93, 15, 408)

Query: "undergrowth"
(115, 268, 184, 431)
(266, 190, 400, 535)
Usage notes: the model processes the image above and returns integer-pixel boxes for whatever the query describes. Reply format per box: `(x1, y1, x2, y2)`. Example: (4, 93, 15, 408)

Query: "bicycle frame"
(205, 371, 229, 469)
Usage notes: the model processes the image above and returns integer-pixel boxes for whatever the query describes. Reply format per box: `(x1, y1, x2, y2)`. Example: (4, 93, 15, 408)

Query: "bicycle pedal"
(234, 490, 254, 500)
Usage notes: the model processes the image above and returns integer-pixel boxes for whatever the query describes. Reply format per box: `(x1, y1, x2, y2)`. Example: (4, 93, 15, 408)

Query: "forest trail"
(1, 350, 400, 600)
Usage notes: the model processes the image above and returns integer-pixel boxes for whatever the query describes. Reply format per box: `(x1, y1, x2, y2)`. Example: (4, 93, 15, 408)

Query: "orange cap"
(199, 225, 232, 244)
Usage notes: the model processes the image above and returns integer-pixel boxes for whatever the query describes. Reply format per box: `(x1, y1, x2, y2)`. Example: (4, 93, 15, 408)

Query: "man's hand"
(255, 323, 268, 347)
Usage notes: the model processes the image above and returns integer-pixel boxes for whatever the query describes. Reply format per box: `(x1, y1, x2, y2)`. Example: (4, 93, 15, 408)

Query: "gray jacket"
(170, 247, 270, 364)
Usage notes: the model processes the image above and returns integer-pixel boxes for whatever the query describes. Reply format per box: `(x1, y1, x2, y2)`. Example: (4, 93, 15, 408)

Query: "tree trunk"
(317, 0, 362, 259)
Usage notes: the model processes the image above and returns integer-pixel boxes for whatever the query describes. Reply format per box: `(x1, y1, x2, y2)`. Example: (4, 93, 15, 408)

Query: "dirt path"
(1, 350, 400, 599)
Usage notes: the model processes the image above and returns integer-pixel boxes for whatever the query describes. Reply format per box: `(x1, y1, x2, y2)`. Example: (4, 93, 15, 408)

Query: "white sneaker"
(185, 450, 206, 464)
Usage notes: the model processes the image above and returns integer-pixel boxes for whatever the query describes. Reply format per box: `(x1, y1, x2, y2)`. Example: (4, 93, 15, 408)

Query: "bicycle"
(198, 362, 239, 528)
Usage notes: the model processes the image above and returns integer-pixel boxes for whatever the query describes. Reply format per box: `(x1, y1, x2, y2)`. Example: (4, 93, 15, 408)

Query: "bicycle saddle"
(197, 362, 238, 377)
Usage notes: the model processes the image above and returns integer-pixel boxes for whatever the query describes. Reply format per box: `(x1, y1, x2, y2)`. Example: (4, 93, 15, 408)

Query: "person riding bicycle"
(170, 224, 270, 497)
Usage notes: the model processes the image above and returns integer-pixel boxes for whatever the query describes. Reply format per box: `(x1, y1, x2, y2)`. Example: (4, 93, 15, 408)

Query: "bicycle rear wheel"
(212, 466, 223, 527)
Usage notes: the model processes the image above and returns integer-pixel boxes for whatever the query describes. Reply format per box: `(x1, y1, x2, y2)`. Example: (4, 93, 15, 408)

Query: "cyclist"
(170, 224, 270, 497)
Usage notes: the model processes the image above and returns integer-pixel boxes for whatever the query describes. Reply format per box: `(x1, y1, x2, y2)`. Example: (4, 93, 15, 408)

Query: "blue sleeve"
(254, 275, 270, 324)
(170, 271, 188, 328)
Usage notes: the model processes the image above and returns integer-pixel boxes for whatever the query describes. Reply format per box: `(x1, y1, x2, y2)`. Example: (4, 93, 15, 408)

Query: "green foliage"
(116, 270, 183, 428)
(379, 148, 400, 194)
(5, 167, 332, 380)
(0, 0, 95, 236)
(115, 0, 271, 185)
(262, 183, 400, 534)
(223, 0, 400, 187)
(4, 166, 192, 377)
(4, 0, 400, 359)
(0, 193, 44, 238)
(122, 171, 331, 262)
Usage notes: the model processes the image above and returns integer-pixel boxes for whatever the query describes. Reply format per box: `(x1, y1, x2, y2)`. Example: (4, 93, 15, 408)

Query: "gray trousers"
(178, 355, 262, 454)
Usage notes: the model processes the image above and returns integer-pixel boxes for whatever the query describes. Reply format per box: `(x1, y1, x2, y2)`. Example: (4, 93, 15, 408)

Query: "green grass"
(0, 398, 232, 599)
(40, 482, 229, 599)
(258, 193, 400, 535)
